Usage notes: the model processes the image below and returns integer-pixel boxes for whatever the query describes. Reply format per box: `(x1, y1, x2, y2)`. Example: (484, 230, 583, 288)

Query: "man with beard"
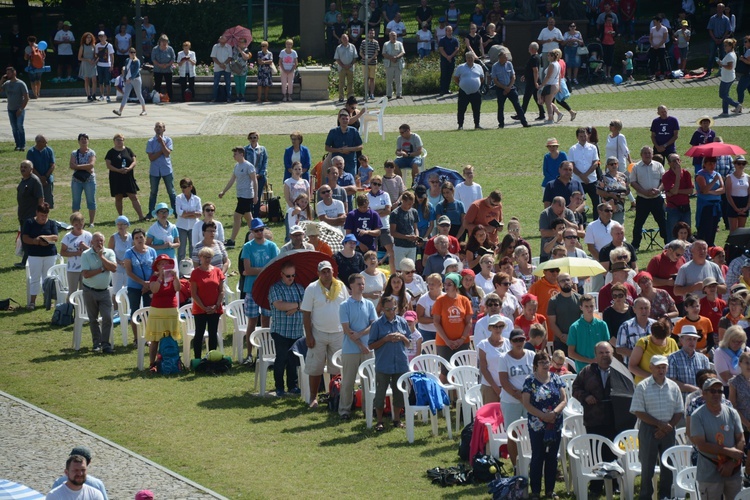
(545, 271, 581, 354)
(46, 455, 104, 499)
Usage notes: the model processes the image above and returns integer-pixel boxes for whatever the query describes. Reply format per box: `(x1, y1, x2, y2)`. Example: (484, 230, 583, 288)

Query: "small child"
(524, 324, 547, 353)
(403, 310, 423, 362)
(356, 154, 374, 189)
(674, 20, 691, 73)
(550, 349, 570, 374)
(622, 51, 634, 82)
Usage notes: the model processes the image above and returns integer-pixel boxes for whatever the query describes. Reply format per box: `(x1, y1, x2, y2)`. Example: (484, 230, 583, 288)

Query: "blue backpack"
(158, 335, 182, 375)
(51, 302, 74, 326)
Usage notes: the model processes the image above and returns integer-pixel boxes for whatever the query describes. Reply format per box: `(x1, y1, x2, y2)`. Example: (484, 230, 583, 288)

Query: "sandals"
(393, 420, 405, 429)
(374, 422, 385, 432)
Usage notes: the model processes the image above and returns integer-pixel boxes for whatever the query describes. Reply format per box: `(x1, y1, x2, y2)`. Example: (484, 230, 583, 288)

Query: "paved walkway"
(2, 75, 747, 142)
(0, 391, 226, 499)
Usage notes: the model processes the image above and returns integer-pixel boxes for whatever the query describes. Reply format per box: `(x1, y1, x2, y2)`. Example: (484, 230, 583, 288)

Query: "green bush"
(327, 50, 464, 98)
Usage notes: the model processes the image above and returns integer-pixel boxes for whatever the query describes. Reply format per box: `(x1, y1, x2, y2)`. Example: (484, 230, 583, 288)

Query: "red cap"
(634, 271, 653, 283)
(521, 293, 537, 306)
(460, 268, 475, 277)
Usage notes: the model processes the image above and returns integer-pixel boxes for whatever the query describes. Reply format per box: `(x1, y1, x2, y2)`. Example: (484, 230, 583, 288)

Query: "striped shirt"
(269, 281, 305, 339)
(630, 376, 684, 422)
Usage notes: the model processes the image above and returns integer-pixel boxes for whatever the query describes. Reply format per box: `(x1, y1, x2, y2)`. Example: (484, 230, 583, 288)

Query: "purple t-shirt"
(344, 208, 383, 250)
(650, 116, 680, 155)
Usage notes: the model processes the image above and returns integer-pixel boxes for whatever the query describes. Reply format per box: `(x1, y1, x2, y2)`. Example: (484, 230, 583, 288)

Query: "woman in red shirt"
(190, 247, 226, 359)
(147, 254, 181, 370)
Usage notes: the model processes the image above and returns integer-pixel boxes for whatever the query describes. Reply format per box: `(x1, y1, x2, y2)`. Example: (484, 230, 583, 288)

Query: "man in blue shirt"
(325, 110, 363, 176)
(543, 161, 584, 207)
(453, 52, 484, 130)
(339, 273, 377, 419)
(146, 121, 175, 216)
(369, 295, 411, 430)
(26, 134, 56, 208)
(491, 51, 529, 128)
(241, 218, 279, 364)
(269, 261, 306, 397)
(438, 25, 459, 95)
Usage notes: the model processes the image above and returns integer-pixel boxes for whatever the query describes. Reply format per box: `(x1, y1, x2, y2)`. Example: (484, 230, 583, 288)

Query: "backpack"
(267, 196, 283, 223)
(458, 421, 474, 461)
(472, 453, 501, 483)
(327, 374, 342, 412)
(487, 476, 528, 500)
(30, 46, 44, 69)
(51, 302, 74, 326)
(42, 277, 57, 310)
(193, 357, 232, 375)
(158, 335, 183, 375)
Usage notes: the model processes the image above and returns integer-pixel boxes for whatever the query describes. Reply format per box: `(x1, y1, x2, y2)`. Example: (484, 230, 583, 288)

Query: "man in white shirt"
(334, 34, 358, 102)
(46, 454, 104, 500)
(94, 32, 114, 102)
(537, 17, 563, 68)
(53, 21, 75, 82)
(454, 165, 483, 209)
(630, 146, 667, 251)
(568, 127, 600, 213)
(584, 203, 615, 290)
(210, 35, 233, 103)
(316, 184, 346, 235)
(385, 12, 407, 42)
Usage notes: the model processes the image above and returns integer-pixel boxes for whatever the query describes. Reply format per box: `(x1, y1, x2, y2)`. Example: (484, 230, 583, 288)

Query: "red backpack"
(30, 46, 44, 69)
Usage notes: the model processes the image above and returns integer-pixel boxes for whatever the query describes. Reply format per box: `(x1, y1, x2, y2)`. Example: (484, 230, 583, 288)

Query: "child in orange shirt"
(673, 294, 714, 352)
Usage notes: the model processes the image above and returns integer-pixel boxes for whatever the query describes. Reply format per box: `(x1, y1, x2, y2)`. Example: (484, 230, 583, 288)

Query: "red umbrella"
(252, 250, 337, 310)
(222, 25, 253, 47)
(685, 142, 746, 158)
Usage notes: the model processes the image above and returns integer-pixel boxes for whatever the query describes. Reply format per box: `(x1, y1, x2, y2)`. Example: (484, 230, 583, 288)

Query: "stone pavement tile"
(0, 391, 225, 499)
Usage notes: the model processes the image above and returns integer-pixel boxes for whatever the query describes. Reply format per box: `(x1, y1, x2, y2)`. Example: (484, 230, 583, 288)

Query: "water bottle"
(121, 158, 127, 169)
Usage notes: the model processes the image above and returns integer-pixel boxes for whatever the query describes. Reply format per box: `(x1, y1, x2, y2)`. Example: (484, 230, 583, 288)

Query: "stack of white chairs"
(567, 434, 625, 499)
(446, 365, 479, 429)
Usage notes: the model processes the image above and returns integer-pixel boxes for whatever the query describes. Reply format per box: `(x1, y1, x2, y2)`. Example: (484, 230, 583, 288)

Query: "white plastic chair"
(506, 418, 533, 477)
(179, 304, 225, 367)
(357, 358, 394, 429)
(675, 467, 697, 499)
(545, 341, 555, 356)
(409, 353, 453, 379)
(225, 299, 247, 363)
(560, 373, 577, 399)
(396, 371, 452, 443)
(331, 349, 343, 370)
(69, 290, 91, 351)
(446, 365, 480, 429)
(360, 96, 388, 143)
(450, 349, 477, 368)
(463, 384, 484, 427)
(485, 420, 508, 460)
(567, 434, 625, 500)
(47, 263, 69, 305)
(420, 339, 436, 355)
(561, 414, 585, 494)
(293, 350, 311, 404)
(661, 445, 693, 499)
(590, 291, 599, 311)
(223, 282, 239, 305)
(114, 287, 131, 347)
(614, 429, 659, 500)
(132, 307, 151, 371)
(562, 396, 583, 418)
(674, 426, 690, 446)
(735, 488, 750, 500)
(249, 328, 275, 396)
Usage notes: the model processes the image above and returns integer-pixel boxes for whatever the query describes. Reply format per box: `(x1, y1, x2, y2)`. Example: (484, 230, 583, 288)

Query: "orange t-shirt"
(673, 315, 714, 351)
(528, 279, 561, 323)
(432, 294, 473, 346)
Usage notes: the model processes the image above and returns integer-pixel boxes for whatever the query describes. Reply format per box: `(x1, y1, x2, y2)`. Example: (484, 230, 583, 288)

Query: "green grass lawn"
(1, 123, 745, 497)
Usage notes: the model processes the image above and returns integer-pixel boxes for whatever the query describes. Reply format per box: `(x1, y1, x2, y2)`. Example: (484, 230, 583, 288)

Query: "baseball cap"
(70, 446, 92, 464)
(115, 215, 130, 226)
(703, 377, 723, 391)
(135, 491, 154, 500)
(63, 21, 72, 27)
(437, 215, 451, 225)
(403, 310, 418, 321)
(509, 328, 526, 340)
(650, 355, 669, 366)
(290, 225, 304, 235)
(250, 218, 266, 230)
(488, 314, 506, 327)
(318, 261, 333, 272)
(702, 277, 718, 288)
(343, 234, 357, 244)
(97, 30, 106, 36)
(521, 293, 537, 306)
(681, 20, 689, 26)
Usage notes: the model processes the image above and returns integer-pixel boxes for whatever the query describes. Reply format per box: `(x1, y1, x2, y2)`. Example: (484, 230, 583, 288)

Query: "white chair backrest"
(421, 340, 436, 355)
(568, 434, 621, 475)
(736, 488, 750, 500)
(358, 358, 377, 393)
(331, 349, 343, 370)
(115, 287, 130, 316)
(409, 353, 451, 376)
(249, 328, 275, 360)
(675, 467, 697, 495)
(450, 350, 477, 368)
(226, 299, 248, 331)
(560, 373, 577, 397)
(47, 264, 68, 286)
(589, 292, 599, 311)
(661, 445, 692, 472)
(506, 418, 532, 457)
(131, 307, 151, 336)
(545, 341, 554, 356)
(68, 290, 88, 320)
(178, 303, 195, 332)
(674, 426, 689, 446)
(562, 414, 584, 439)
(447, 366, 480, 395)
(614, 429, 640, 468)
(397, 371, 442, 409)
(463, 383, 483, 409)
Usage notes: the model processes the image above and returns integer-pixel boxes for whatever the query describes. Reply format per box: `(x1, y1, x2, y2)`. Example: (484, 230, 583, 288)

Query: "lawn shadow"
(198, 393, 306, 412)
(420, 442, 458, 456)
(97, 369, 155, 381)
(317, 431, 372, 447)
(15, 321, 67, 334)
(30, 348, 97, 363)
(439, 485, 490, 498)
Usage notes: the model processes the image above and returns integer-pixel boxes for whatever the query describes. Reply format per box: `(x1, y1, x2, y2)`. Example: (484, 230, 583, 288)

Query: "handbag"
(577, 46, 589, 56)
(72, 149, 91, 182)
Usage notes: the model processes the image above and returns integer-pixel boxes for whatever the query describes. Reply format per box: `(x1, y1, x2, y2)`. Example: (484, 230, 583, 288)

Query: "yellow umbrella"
(532, 257, 607, 278)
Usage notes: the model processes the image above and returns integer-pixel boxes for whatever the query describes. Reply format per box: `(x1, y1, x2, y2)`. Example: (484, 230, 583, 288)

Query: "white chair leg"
(604, 478, 613, 500)
(137, 338, 145, 371)
(258, 362, 267, 396)
(444, 405, 452, 439)
(406, 410, 415, 443)
(73, 318, 83, 350)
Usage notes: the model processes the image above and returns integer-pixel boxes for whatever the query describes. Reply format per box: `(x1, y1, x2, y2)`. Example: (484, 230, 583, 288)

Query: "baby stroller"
(583, 42, 604, 83)
(633, 35, 650, 73)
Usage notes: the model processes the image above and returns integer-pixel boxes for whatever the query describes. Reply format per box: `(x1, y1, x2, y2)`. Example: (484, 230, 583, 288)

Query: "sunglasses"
(500, 282, 511, 287)
(511, 338, 525, 343)
(283, 273, 296, 278)
(403, 270, 414, 274)
(706, 389, 723, 395)
(249, 136, 258, 139)
(205, 208, 215, 212)
(320, 190, 331, 194)
(485, 302, 500, 307)
(546, 269, 560, 273)
(371, 182, 382, 186)
(252, 228, 264, 233)
(601, 209, 613, 213)
(564, 235, 578, 240)
(612, 294, 625, 299)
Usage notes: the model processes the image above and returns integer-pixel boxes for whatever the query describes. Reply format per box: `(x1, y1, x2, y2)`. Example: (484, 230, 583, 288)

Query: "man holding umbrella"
(301, 261, 349, 409)
(269, 261, 306, 397)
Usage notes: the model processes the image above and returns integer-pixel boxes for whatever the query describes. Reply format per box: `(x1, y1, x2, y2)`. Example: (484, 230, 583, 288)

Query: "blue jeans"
(708, 39, 726, 72)
(738, 74, 750, 104)
(213, 71, 231, 101)
(253, 174, 266, 217)
(418, 48, 431, 58)
(149, 174, 176, 215)
(8, 109, 25, 149)
(528, 427, 561, 496)
(666, 206, 692, 242)
(720, 80, 740, 113)
(71, 178, 97, 211)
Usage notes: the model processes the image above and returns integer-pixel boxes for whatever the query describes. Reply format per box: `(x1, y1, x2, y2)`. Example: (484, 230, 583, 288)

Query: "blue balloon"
(613, 74, 623, 85)
(38, 41, 47, 51)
